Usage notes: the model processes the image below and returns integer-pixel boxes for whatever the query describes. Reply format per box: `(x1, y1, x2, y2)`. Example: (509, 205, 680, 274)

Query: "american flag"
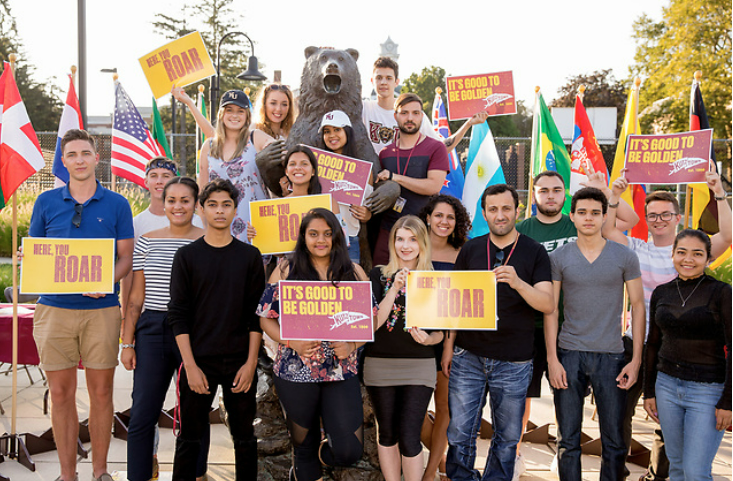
(432, 92, 464, 199)
(111, 82, 164, 187)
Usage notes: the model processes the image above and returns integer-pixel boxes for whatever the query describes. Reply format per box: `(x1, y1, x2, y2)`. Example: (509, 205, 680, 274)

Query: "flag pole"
(525, 86, 540, 219)
(683, 71, 702, 229)
(111, 73, 119, 193)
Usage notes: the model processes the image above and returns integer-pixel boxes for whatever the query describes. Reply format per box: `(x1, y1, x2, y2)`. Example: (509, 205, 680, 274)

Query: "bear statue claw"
(255, 139, 287, 195)
(365, 180, 401, 214)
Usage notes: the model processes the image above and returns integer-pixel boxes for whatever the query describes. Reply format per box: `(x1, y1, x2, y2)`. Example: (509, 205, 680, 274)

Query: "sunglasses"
(268, 84, 290, 92)
(72, 203, 83, 228)
(493, 251, 505, 269)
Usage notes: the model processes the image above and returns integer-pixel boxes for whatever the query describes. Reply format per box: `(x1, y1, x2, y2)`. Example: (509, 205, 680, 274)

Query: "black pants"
(173, 357, 257, 481)
(622, 336, 669, 480)
(367, 384, 434, 457)
(274, 375, 363, 481)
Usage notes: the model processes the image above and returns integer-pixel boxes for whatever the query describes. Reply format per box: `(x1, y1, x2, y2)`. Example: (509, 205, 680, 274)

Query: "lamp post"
(210, 31, 267, 113)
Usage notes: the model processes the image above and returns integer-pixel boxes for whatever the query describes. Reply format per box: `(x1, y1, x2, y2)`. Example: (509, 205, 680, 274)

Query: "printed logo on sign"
(669, 157, 708, 176)
(483, 93, 513, 109)
(330, 180, 362, 192)
(329, 311, 370, 330)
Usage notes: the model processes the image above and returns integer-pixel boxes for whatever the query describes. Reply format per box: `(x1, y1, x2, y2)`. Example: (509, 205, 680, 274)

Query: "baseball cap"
(320, 110, 352, 130)
(220, 90, 251, 110)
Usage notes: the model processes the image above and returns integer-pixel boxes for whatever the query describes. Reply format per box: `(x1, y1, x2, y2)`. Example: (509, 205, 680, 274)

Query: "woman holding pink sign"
(366, 215, 444, 481)
(257, 208, 373, 481)
(318, 110, 373, 263)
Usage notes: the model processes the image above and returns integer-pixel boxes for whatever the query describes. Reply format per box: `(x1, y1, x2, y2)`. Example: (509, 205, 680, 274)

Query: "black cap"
(220, 90, 251, 110)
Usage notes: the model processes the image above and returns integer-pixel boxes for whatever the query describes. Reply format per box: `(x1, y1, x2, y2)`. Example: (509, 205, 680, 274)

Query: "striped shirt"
(626, 236, 676, 341)
(132, 236, 195, 311)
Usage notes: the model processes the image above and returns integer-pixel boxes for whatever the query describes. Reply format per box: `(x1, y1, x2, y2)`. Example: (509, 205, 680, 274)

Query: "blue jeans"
(655, 372, 725, 481)
(127, 310, 209, 481)
(553, 349, 626, 481)
(446, 347, 532, 481)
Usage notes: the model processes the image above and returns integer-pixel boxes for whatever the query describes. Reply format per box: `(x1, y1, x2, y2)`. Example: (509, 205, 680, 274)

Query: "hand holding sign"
(392, 268, 409, 292)
(493, 265, 521, 289)
(332, 341, 355, 360)
(289, 340, 321, 358)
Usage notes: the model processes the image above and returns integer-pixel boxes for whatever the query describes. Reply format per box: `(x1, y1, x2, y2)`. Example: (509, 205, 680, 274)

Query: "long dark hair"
(418, 194, 471, 249)
(287, 208, 356, 285)
(319, 125, 357, 159)
(283, 145, 321, 194)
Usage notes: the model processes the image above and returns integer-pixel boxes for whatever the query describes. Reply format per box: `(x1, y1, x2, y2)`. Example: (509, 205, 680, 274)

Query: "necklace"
(675, 276, 704, 307)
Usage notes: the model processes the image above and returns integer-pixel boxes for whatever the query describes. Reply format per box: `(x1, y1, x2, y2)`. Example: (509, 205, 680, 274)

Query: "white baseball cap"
(320, 110, 352, 130)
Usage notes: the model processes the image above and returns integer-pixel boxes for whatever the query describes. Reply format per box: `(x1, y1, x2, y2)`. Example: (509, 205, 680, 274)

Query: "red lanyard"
(487, 233, 520, 271)
(396, 133, 421, 176)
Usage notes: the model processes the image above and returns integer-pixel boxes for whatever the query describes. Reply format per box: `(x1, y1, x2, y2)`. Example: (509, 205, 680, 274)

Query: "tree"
(550, 69, 627, 129)
(401, 66, 525, 137)
(0, 1, 61, 132)
(629, 0, 731, 139)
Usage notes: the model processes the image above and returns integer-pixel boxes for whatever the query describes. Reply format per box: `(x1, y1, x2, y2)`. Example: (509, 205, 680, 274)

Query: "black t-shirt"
(453, 233, 551, 361)
(168, 237, 265, 362)
(365, 267, 436, 359)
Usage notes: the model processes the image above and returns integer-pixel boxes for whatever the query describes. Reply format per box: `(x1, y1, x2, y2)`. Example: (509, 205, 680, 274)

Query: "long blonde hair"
(255, 84, 295, 139)
(381, 215, 433, 278)
(210, 105, 251, 160)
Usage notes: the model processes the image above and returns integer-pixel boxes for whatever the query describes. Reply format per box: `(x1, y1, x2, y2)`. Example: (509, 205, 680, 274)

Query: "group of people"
(26, 53, 730, 481)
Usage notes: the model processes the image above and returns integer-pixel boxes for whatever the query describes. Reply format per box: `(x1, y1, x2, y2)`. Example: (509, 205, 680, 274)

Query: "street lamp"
(210, 31, 267, 112)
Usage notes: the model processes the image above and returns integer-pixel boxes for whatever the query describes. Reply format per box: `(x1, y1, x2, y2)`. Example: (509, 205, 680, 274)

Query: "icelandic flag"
(432, 92, 464, 198)
(52, 75, 83, 185)
(462, 121, 505, 238)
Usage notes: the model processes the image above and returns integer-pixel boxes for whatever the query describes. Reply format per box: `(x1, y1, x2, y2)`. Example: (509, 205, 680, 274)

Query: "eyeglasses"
(493, 251, 505, 269)
(646, 212, 675, 222)
(72, 203, 84, 228)
(268, 84, 290, 92)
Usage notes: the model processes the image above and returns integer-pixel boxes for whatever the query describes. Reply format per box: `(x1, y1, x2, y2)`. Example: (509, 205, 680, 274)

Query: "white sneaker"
(550, 453, 558, 475)
(512, 451, 526, 481)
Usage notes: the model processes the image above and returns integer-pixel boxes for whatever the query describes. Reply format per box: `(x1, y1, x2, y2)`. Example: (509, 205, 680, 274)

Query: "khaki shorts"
(33, 304, 121, 371)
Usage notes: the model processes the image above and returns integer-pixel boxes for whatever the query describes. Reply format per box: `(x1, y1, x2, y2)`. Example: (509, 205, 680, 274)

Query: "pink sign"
(310, 147, 372, 206)
(624, 130, 713, 184)
(445, 71, 516, 120)
(279, 280, 374, 342)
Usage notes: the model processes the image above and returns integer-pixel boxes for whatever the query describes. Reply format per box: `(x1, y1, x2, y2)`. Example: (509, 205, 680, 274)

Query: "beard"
(398, 121, 419, 135)
(536, 201, 563, 217)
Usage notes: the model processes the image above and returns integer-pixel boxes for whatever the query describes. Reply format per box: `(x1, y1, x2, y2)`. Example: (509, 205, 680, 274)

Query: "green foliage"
(707, 255, 731, 285)
(629, 0, 732, 139)
(0, 1, 61, 131)
(550, 69, 627, 129)
(401, 66, 527, 137)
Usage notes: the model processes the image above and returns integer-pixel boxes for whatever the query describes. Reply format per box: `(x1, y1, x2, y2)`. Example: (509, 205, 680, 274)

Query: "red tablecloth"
(0, 304, 39, 365)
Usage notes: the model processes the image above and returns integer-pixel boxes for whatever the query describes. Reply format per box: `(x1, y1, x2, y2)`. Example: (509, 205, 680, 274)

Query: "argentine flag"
(52, 75, 83, 185)
(463, 121, 505, 238)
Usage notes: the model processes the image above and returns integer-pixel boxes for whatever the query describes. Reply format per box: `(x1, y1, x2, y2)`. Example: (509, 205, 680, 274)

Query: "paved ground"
(0, 364, 730, 480)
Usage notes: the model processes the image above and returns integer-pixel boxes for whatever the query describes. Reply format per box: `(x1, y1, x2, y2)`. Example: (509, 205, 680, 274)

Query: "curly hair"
(418, 194, 471, 249)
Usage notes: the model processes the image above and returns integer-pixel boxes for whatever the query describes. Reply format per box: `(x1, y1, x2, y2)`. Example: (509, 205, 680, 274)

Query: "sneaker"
(512, 452, 526, 481)
(54, 476, 79, 481)
(91, 474, 114, 481)
(550, 453, 558, 475)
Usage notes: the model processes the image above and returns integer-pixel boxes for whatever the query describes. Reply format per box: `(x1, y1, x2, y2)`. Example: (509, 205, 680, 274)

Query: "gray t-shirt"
(551, 240, 641, 353)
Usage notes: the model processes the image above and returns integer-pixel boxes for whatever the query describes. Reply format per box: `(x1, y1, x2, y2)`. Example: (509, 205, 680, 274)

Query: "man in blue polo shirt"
(29, 129, 134, 481)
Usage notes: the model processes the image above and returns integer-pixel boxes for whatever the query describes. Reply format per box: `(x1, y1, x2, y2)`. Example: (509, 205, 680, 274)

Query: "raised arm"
(602, 176, 632, 246)
(172, 86, 215, 139)
(708, 170, 732, 260)
(443, 112, 489, 149)
(583, 172, 639, 233)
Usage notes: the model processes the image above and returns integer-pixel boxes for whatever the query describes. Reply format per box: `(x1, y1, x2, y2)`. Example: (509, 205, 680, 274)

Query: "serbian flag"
(111, 82, 165, 187)
(52, 74, 84, 185)
(610, 84, 647, 240)
(432, 91, 464, 199)
(570, 95, 608, 193)
(689, 80, 717, 232)
(0, 62, 45, 208)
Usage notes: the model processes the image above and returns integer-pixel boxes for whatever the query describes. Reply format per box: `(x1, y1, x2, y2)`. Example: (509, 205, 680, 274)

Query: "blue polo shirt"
(28, 180, 134, 310)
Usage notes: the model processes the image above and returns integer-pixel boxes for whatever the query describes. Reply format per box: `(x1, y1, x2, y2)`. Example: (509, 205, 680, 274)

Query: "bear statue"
(256, 46, 399, 214)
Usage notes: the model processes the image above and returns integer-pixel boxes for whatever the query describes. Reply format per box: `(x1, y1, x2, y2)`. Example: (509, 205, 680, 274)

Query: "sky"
(11, 0, 665, 120)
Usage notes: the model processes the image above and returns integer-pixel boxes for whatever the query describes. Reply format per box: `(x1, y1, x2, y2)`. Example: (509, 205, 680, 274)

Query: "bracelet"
(389, 170, 394, 181)
(120, 343, 135, 349)
(608, 202, 619, 208)
(715, 194, 726, 201)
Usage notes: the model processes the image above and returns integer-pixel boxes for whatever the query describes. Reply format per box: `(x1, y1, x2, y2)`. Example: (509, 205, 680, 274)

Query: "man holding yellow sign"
(28, 129, 134, 481)
(443, 184, 554, 481)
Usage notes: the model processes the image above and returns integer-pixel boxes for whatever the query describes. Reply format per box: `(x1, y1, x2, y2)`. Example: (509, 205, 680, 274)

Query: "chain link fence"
(30, 132, 732, 208)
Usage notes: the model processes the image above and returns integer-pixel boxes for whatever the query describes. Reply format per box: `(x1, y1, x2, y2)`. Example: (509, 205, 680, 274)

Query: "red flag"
(689, 81, 717, 232)
(0, 62, 45, 208)
(571, 95, 608, 180)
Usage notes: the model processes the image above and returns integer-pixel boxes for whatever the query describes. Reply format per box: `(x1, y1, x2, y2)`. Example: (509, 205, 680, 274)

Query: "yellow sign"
(20, 238, 116, 294)
(406, 270, 497, 330)
(139, 31, 216, 99)
(250, 194, 332, 255)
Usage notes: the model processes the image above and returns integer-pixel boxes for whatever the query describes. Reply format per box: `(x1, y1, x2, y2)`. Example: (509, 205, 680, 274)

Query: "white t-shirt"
(361, 100, 439, 156)
(133, 208, 204, 244)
